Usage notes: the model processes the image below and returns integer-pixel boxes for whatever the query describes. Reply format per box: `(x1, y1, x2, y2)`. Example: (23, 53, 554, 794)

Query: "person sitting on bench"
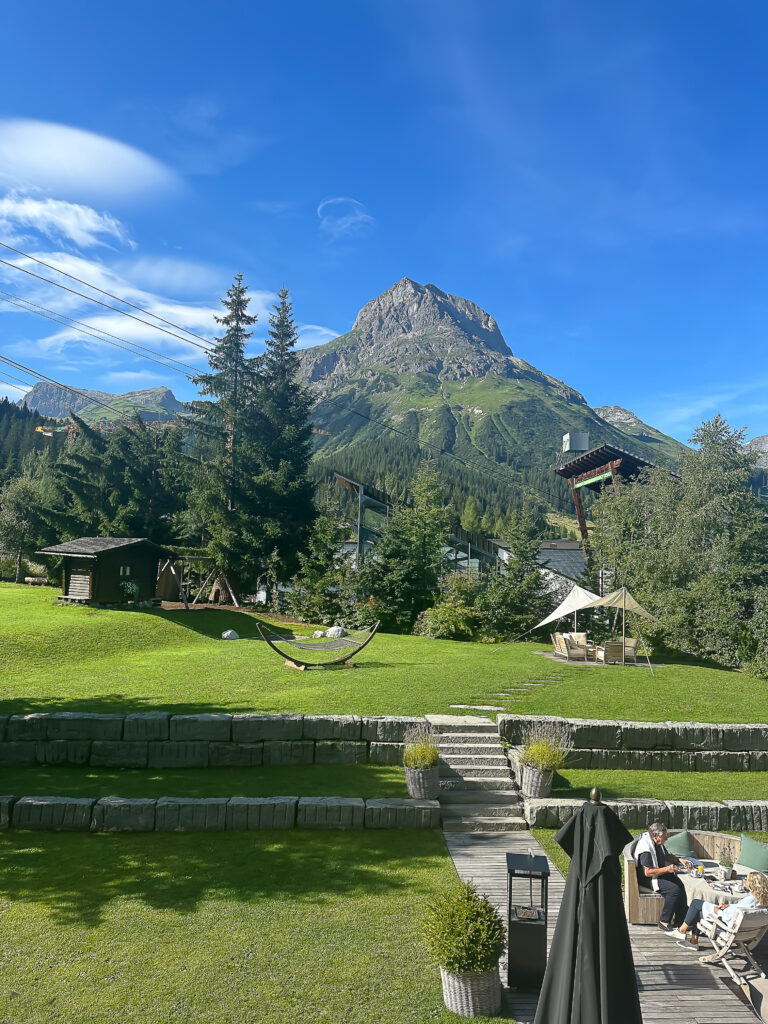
(635, 822, 694, 931)
(671, 871, 768, 948)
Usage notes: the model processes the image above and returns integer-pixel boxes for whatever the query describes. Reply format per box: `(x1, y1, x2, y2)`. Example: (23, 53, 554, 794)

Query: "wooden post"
(569, 479, 589, 544)
(622, 588, 626, 665)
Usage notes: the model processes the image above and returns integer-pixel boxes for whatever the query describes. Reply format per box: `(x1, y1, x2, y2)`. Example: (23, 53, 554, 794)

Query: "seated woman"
(635, 822, 694, 931)
(672, 871, 768, 948)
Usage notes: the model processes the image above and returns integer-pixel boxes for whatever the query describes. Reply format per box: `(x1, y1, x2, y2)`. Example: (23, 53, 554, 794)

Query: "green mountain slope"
(300, 278, 685, 518)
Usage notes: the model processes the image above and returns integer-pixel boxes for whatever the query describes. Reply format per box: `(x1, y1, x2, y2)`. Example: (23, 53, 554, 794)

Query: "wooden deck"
(444, 830, 761, 1023)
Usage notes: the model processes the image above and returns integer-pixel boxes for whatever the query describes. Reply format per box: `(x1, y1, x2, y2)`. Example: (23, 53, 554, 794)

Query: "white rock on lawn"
(325, 626, 348, 638)
(221, 629, 239, 640)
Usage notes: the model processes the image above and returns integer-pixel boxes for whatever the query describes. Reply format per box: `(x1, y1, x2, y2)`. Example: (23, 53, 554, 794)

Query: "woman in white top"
(672, 870, 768, 949)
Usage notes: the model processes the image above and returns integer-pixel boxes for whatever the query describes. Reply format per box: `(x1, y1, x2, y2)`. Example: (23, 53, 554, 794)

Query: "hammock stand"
(255, 621, 380, 670)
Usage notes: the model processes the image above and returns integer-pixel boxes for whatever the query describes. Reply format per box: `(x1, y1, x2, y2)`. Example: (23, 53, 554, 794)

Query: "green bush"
(520, 720, 572, 772)
(402, 723, 439, 769)
(422, 881, 505, 973)
(414, 574, 482, 640)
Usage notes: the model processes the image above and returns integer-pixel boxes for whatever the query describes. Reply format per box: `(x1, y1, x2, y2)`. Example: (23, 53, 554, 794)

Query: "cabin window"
(120, 565, 132, 576)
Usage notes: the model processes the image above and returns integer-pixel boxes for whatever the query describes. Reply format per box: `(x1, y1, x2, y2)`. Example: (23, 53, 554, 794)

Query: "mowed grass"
(553, 769, 768, 803)
(1, 584, 761, 722)
(0, 764, 407, 798)
(0, 830, 488, 1024)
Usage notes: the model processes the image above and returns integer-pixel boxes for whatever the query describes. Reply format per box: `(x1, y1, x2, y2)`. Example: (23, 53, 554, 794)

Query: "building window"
(120, 565, 131, 576)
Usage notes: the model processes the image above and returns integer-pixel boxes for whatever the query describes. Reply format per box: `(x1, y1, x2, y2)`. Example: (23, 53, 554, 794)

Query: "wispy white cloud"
(103, 369, 166, 386)
(0, 119, 181, 201)
(0, 193, 130, 249)
(296, 323, 339, 349)
(317, 197, 375, 241)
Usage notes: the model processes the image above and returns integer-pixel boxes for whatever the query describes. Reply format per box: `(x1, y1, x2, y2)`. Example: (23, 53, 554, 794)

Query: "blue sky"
(1, 1, 768, 441)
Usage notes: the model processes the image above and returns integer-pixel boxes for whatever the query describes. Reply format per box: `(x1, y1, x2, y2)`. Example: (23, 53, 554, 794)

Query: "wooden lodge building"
(37, 537, 171, 605)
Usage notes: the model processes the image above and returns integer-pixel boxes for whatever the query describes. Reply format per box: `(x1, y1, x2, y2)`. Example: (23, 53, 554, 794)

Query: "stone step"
(442, 817, 529, 833)
(440, 765, 512, 780)
(439, 789, 520, 805)
(426, 715, 496, 734)
(440, 753, 509, 767)
(439, 803, 524, 818)
(440, 777, 517, 791)
(439, 744, 504, 758)
(438, 732, 501, 744)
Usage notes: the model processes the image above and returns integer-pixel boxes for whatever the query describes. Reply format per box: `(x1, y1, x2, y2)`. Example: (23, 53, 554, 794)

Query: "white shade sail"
(581, 586, 653, 619)
(534, 584, 601, 630)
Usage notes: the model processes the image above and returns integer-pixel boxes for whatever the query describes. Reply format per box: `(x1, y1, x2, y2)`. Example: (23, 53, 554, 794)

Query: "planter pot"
(439, 966, 502, 1018)
(405, 765, 440, 799)
(522, 766, 553, 799)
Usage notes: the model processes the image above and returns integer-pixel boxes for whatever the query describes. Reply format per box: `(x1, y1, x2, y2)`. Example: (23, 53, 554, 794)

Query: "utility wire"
(0, 374, 29, 394)
(0, 241, 214, 347)
(0, 293, 200, 376)
(0, 256, 213, 352)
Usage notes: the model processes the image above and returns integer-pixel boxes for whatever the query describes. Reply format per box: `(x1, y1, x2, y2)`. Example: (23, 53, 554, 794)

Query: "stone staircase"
(426, 715, 526, 833)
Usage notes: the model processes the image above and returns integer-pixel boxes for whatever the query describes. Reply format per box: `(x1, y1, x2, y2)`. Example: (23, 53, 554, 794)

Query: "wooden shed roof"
(37, 537, 170, 559)
(555, 443, 652, 481)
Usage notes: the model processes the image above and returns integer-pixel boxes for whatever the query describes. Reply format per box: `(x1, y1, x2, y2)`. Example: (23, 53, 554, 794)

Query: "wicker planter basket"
(522, 766, 553, 799)
(439, 966, 502, 1018)
(405, 765, 440, 799)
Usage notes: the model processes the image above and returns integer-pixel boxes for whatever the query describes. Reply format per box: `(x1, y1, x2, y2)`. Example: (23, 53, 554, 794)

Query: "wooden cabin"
(36, 537, 171, 605)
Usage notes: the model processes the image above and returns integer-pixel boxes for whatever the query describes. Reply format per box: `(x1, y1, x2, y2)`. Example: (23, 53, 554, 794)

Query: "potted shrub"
(519, 721, 573, 799)
(423, 881, 505, 1018)
(718, 852, 734, 881)
(403, 723, 440, 799)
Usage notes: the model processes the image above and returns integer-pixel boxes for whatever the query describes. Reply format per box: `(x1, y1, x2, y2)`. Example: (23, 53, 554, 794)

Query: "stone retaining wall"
(0, 794, 440, 832)
(524, 797, 767, 832)
(0, 714, 422, 768)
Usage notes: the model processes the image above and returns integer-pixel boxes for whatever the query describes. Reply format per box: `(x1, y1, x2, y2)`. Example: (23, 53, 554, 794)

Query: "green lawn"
(0, 764, 407, 799)
(553, 769, 768, 802)
(1, 585, 760, 722)
(0, 830, 496, 1024)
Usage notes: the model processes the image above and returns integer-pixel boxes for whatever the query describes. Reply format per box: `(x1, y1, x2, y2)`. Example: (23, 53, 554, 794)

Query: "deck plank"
(443, 830, 760, 1023)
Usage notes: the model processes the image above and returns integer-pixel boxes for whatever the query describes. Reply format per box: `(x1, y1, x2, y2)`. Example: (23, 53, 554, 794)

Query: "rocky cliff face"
(595, 405, 647, 431)
(19, 383, 183, 421)
(745, 435, 768, 469)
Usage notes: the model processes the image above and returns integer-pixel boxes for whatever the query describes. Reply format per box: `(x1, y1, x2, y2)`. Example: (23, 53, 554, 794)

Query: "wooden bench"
(623, 830, 742, 925)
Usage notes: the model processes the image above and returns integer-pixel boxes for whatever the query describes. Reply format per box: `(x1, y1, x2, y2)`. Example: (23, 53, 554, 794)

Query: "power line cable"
(0, 374, 29, 395)
(0, 256, 213, 352)
(0, 293, 200, 376)
(0, 241, 214, 347)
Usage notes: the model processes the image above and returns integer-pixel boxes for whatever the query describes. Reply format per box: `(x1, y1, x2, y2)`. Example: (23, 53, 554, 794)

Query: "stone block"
(314, 741, 367, 765)
(297, 797, 365, 829)
(92, 797, 156, 832)
(155, 797, 228, 831)
(123, 712, 170, 742)
(523, 798, 580, 829)
(749, 751, 768, 771)
(169, 714, 232, 742)
(0, 742, 36, 766)
(721, 724, 768, 752)
(262, 740, 314, 766)
(618, 722, 672, 750)
(364, 798, 440, 829)
(693, 750, 749, 772)
(7, 713, 49, 741)
(208, 742, 263, 767)
(724, 801, 768, 833)
(147, 741, 208, 768)
(90, 741, 148, 768)
(664, 801, 730, 831)
(605, 799, 667, 830)
(35, 740, 91, 765)
(360, 716, 424, 743)
(497, 715, 565, 746)
(368, 742, 404, 765)
(13, 796, 95, 831)
(45, 713, 124, 741)
(0, 796, 15, 829)
(232, 713, 303, 742)
(670, 723, 722, 751)
(225, 796, 298, 830)
(568, 719, 622, 750)
(0, 716, 8, 741)
(302, 715, 362, 741)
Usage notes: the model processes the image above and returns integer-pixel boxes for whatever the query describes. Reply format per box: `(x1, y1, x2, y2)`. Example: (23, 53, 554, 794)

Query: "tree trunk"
(15, 547, 22, 584)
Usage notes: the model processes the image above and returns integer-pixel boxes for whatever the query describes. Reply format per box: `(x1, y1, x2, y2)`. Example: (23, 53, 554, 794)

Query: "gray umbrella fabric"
(533, 801, 643, 1024)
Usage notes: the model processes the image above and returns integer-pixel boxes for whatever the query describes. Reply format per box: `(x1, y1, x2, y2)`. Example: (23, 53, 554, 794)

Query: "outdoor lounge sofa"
(597, 638, 639, 664)
(623, 830, 742, 925)
(551, 632, 588, 662)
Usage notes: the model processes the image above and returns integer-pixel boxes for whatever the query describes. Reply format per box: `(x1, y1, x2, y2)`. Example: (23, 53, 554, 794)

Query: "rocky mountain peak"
(351, 277, 512, 356)
(594, 405, 646, 430)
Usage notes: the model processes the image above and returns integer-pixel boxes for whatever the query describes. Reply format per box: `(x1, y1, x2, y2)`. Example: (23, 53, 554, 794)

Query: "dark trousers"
(657, 875, 689, 926)
(683, 897, 704, 936)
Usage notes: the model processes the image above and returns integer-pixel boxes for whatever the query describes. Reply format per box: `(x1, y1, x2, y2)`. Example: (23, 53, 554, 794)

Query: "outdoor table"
(679, 866, 747, 905)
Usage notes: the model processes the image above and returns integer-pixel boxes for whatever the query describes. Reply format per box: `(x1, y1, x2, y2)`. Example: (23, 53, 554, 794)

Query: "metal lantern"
(506, 850, 550, 989)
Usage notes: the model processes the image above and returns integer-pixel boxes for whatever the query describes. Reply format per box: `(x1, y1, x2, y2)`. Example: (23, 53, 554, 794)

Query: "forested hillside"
(0, 399, 64, 482)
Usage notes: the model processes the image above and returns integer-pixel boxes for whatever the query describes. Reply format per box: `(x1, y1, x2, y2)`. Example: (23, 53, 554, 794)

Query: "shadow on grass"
(551, 772, 616, 800)
(0, 829, 447, 927)
(152, 607, 298, 640)
(0, 694, 263, 715)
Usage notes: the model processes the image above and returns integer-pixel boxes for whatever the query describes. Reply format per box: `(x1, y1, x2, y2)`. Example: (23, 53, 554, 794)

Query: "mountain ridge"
(19, 383, 184, 424)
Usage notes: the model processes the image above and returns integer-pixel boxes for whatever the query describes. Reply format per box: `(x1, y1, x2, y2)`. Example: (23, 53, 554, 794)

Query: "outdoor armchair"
(699, 908, 768, 986)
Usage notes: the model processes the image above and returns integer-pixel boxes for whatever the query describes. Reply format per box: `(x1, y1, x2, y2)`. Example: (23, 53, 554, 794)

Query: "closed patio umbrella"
(533, 793, 643, 1024)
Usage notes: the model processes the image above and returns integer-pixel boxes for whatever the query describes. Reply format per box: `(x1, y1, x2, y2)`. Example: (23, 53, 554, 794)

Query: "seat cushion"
(665, 829, 697, 858)
(738, 834, 768, 872)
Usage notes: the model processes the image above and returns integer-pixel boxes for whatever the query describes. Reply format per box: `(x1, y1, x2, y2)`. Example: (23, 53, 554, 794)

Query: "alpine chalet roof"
(37, 537, 169, 559)
(555, 443, 652, 481)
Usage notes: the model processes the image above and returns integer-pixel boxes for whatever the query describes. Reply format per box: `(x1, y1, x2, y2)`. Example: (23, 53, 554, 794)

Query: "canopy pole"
(631, 609, 654, 677)
(622, 588, 626, 665)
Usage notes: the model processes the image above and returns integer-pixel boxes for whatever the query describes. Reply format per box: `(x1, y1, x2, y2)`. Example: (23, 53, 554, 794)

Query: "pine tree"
(288, 498, 354, 624)
(460, 496, 483, 533)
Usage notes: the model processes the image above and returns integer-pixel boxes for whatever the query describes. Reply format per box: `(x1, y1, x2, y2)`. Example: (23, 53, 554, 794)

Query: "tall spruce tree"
(253, 288, 315, 582)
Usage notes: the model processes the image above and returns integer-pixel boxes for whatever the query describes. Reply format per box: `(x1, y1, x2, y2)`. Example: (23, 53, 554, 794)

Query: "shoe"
(658, 922, 673, 933)
(675, 938, 699, 951)
(669, 928, 688, 940)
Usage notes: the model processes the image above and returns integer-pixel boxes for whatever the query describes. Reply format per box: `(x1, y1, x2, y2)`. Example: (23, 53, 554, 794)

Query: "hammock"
(256, 621, 380, 668)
